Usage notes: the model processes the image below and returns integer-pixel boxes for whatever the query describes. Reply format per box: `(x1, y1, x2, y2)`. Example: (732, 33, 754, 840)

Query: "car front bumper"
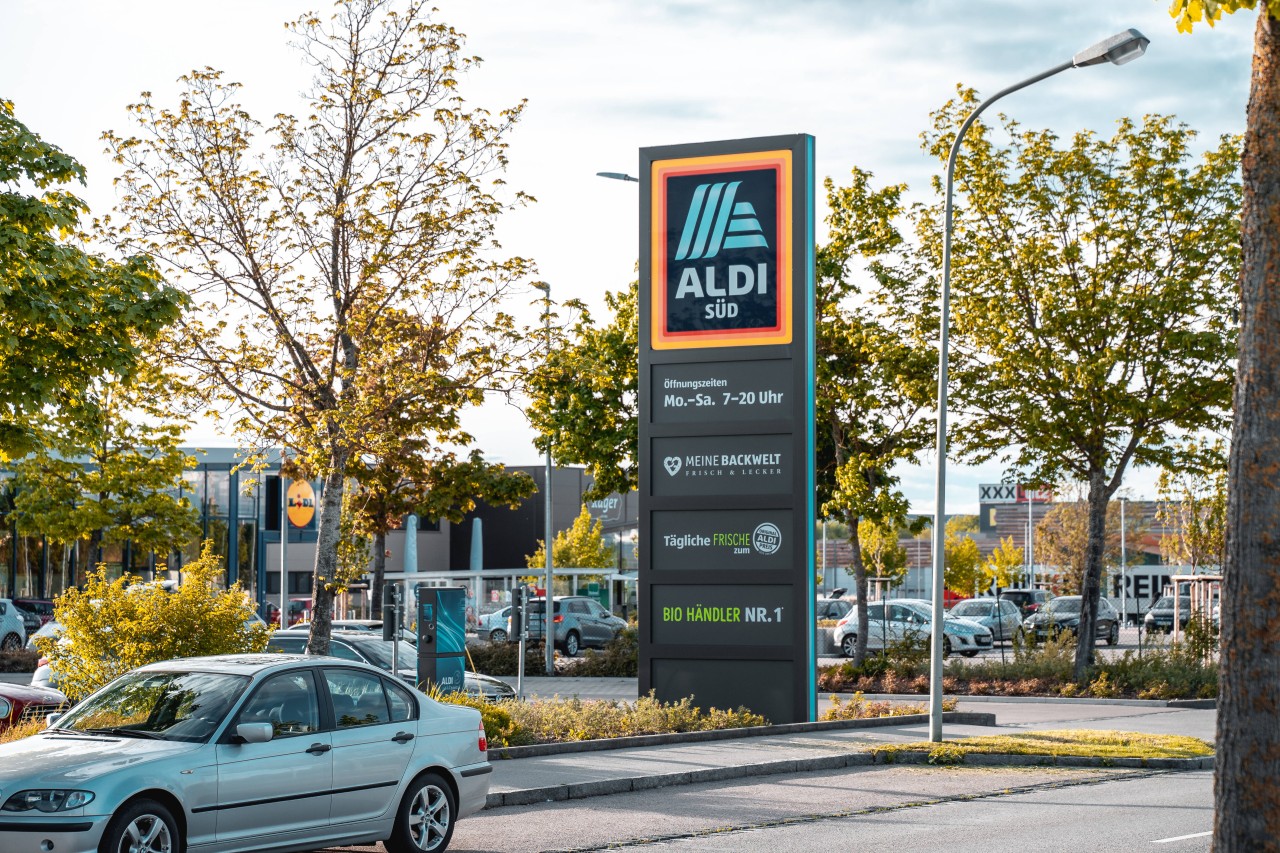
(0, 813, 109, 853)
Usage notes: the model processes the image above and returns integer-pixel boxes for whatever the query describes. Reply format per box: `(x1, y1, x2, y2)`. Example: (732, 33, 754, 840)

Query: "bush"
(0, 717, 45, 744)
(559, 627, 638, 677)
(0, 649, 39, 672)
(822, 692, 957, 720)
(41, 542, 270, 701)
(466, 640, 551, 677)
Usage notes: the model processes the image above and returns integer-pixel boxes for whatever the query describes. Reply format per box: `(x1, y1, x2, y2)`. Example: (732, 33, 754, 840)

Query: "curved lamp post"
(928, 28, 1149, 743)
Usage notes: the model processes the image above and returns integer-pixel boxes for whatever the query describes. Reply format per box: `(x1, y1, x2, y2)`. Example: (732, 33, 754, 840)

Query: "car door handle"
(392, 731, 415, 744)
(306, 742, 331, 755)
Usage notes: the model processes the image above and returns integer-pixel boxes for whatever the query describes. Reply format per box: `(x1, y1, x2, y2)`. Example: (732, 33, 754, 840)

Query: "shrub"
(428, 688, 532, 747)
(559, 627, 638, 677)
(0, 650, 39, 673)
(40, 541, 269, 701)
(466, 640, 550, 677)
(822, 692, 957, 720)
(0, 717, 45, 744)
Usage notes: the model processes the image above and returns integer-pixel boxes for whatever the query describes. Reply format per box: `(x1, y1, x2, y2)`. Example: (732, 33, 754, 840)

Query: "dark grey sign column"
(639, 134, 816, 724)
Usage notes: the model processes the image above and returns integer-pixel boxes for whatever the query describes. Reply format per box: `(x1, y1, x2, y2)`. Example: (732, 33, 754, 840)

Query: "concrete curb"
(484, 749, 1213, 808)
(487, 711, 997, 761)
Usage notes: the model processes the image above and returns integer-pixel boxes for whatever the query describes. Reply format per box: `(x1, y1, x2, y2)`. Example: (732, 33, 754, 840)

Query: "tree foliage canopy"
(526, 506, 616, 571)
(0, 100, 184, 458)
(39, 542, 269, 702)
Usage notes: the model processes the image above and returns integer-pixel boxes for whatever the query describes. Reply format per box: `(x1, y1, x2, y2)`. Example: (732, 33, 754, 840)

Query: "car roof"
(135, 652, 392, 677)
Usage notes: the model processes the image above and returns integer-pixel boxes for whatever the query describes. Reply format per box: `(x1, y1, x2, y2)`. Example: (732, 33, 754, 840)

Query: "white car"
(833, 598, 994, 658)
(0, 654, 490, 853)
(0, 598, 27, 652)
(476, 606, 512, 642)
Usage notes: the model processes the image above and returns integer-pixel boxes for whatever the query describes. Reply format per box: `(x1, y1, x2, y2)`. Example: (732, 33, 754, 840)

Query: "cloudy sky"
(1, 0, 1255, 512)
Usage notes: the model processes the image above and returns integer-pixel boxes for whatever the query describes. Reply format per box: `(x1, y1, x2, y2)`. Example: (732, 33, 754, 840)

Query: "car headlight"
(2, 790, 95, 812)
(0, 698, 11, 719)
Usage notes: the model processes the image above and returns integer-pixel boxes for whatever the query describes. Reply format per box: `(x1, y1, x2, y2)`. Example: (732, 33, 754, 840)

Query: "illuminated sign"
(286, 480, 316, 528)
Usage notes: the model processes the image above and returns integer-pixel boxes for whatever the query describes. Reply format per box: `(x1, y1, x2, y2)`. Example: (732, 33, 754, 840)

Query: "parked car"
(267, 629, 515, 701)
(815, 598, 854, 622)
(998, 589, 1053, 618)
(0, 599, 27, 651)
(285, 620, 418, 645)
(948, 597, 1023, 642)
(833, 598, 994, 658)
(11, 597, 54, 628)
(1022, 595, 1120, 645)
(25, 618, 61, 652)
(509, 596, 626, 656)
(0, 654, 489, 853)
(476, 606, 513, 642)
(1143, 595, 1194, 634)
(0, 681, 67, 734)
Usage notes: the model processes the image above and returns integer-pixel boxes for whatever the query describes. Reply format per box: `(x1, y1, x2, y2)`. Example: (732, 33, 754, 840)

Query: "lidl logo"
(650, 150, 793, 350)
(674, 182, 769, 261)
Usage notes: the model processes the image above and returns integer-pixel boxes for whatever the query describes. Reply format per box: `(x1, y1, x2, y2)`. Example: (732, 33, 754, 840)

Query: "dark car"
(1144, 596, 1193, 634)
(11, 597, 54, 629)
(1022, 595, 1120, 645)
(999, 589, 1052, 618)
(816, 598, 853, 622)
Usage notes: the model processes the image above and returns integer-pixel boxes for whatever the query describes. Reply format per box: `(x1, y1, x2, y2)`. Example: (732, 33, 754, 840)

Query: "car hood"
(1026, 611, 1080, 625)
(1, 682, 67, 705)
(0, 731, 199, 786)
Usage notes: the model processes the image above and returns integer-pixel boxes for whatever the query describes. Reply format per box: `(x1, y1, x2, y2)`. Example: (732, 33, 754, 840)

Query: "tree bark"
(848, 517, 869, 666)
(1072, 467, 1111, 681)
(307, 464, 346, 656)
(371, 528, 387, 620)
(1215, 9, 1280, 851)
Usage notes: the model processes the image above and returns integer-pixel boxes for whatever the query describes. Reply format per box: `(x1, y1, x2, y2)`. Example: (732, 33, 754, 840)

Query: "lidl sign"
(650, 150, 793, 349)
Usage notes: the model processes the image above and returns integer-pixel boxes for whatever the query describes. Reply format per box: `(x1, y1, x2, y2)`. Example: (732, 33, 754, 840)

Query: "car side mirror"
(45, 713, 62, 728)
(233, 722, 275, 744)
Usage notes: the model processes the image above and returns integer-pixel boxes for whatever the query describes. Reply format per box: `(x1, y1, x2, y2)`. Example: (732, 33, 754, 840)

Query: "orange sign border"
(650, 150, 793, 350)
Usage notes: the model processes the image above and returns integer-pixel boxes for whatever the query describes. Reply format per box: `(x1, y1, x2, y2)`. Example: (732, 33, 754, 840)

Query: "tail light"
(37, 657, 48, 669)
(478, 721, 487, 753)
(836, 614, 851, 626)
(552, 615, 564, 624)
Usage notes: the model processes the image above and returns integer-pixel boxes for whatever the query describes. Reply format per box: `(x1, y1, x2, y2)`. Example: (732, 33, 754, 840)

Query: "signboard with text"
(639, 134, 815, 724)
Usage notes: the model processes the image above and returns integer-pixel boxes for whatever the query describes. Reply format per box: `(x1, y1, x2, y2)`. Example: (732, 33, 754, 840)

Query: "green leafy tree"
(857, 519, 908, 588)
(1155, 440, 1228, 571)
(817, 169, 935, 667)
(944, 516, 984, 597)
(11, 365, 201, 571)
(886, 101, 1240, 680)
(1167, 3, 1280, 845)
(0, 99, 184, 458)
(38, 541, 270, 701)
(105, 0, 536, 654)
(983, 536, 1025, 590)
(526, 506, 616, 573)
(526, 284, 638, 501)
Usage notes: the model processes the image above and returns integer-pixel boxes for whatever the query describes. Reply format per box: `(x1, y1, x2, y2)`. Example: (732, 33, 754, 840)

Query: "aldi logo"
(651, 150, 793, 349)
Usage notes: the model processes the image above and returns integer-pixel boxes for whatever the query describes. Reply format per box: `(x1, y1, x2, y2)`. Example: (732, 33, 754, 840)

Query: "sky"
(0, 0, 1256, 512)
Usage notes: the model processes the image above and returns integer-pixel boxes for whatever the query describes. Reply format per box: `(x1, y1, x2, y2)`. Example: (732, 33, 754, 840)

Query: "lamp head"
(1073, 28, 1149, 68)
(596, 171, 640, 183)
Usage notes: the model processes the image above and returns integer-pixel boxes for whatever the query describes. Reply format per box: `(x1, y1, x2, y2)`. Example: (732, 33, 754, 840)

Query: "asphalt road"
(328, 764, 1211, 853)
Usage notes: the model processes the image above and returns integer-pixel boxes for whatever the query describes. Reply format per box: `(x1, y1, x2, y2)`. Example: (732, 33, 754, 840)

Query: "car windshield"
(345, 638, 404, 670)
(1153, 597, 1191, 610)
(950, 601, 992, 617)
(54, 671, 249, 743)
(1046, 598, 1082, 614)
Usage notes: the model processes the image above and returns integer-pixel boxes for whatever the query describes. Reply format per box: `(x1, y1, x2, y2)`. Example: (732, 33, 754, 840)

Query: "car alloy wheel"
(489, 628, 507, 644)
(0, 633, 19, 652)
(564, 631, 581, 657)
(840, 634, 857, 657)
(1107, 623, 1119, 646)
(103, 798, 177, 853)
(386, 772, 456, 853)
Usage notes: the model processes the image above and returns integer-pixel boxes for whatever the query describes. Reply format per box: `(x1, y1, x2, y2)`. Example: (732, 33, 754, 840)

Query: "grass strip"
(874, 729, 1213, 764)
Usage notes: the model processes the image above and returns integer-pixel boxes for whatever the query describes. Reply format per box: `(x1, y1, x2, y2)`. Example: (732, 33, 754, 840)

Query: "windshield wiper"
(82, 727, 166, 740)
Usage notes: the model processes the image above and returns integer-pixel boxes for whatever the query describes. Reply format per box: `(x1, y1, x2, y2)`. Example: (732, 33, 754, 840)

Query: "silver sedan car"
(0, 653, 490, 853)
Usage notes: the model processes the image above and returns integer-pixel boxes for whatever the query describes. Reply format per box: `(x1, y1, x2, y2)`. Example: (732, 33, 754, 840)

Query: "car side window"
(888, 605, 913, 623)
(568, 600, 590, 615)
(268, 635, 305, 653)
(865, 603, 885, 622)
(325, 669, 390, 728)
(383, 678, 416, 723)
(236, 671, 320, 738)
(589, 602, 610, 617)
(328, 641, 364, 663)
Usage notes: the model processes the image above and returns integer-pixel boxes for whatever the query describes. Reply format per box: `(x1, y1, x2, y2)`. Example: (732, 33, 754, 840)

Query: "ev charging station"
(416, 585, 467, 694)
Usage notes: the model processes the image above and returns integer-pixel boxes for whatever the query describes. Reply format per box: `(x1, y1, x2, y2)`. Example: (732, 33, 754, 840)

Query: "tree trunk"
(1215, 10, 1280, 850)
(307, 464, 346, 656)
(371, 528, 387, 620)
(1072, 467, 1110, 682)
(848, 516, 869, 666)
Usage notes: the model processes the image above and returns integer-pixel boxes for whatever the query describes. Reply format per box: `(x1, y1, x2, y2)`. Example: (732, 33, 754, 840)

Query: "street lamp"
(928, 28, 1149, 743)
(532, 281, 555, 676)
(596, 171, 639, 183)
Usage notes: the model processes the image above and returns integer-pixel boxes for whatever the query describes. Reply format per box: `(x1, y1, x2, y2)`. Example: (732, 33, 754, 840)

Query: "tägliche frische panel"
(651, 434, 790, 496)
(650, 150, 792, 349)
(652, 585, 791, 645)
(652, 509, 791, 571)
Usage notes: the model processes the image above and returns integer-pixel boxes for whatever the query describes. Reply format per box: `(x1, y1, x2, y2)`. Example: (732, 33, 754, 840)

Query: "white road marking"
(1153, 830, 1212, 844)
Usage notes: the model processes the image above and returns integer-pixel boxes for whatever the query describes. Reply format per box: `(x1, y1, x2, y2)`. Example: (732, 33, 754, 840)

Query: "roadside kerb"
(486, 711, 997, 760)
(485, 745, 1211, 809)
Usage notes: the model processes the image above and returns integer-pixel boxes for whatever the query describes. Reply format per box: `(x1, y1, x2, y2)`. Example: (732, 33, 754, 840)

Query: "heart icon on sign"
(663, 456, 682, 476)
